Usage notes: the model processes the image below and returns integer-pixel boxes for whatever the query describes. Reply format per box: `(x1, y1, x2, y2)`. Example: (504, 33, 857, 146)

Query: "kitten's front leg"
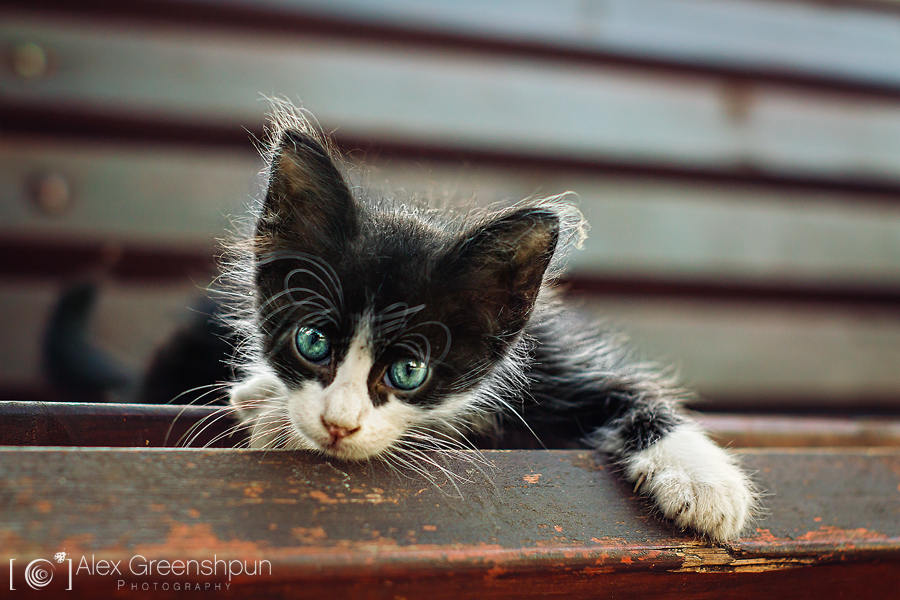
(597, 421, 754, 541)
(229, 373, 289, 449)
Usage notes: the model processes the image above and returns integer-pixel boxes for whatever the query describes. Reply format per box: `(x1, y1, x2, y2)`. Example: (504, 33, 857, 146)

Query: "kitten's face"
(255, 308, 471, 461)
(232, 129, 558, 460)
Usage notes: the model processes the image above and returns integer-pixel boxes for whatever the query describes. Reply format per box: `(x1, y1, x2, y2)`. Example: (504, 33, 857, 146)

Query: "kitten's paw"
(623, 424, 754, 541)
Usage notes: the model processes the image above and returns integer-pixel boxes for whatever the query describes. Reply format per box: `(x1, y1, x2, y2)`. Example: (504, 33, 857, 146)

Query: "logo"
(9, 552, 269, 592)
(9, 555, 73, 591)
(24, 560, 55, 589)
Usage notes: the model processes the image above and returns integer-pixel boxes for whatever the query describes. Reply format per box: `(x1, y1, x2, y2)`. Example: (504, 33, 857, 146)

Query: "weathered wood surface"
(0, 447, 897, 598)
(699, 413, 900, 449)
(3, 402, 900, 449)
(0, 402, 240, 448)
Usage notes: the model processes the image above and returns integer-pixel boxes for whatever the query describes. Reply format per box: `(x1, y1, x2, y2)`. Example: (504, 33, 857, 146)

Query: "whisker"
(164, 383, 232, 446)
(180, 405, 244, 448)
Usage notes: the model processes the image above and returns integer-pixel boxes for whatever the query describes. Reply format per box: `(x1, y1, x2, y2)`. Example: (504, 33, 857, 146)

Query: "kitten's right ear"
(255, 130, 358, 251)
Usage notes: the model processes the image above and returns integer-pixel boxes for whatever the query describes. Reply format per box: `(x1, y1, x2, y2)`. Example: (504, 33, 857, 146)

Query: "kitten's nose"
(321, 417, 360, 443)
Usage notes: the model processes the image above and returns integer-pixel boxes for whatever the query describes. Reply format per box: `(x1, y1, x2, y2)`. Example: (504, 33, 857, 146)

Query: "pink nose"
(322, 418, 360, 443)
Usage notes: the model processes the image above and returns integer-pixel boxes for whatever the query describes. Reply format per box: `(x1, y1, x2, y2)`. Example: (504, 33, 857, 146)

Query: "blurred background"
(2, 0, 899, 413)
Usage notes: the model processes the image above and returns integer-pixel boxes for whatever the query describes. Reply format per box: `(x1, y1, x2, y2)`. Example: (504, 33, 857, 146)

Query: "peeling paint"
(308, 490, 338, 505)
(582, 566, 615, 574)
(292, 527, 328, 544)
(796, 526, 889, 543)
(133, 523, 267, 557)
(675, 543, 816, 573)
(243, 483, 264, 498)
(485, 565, 506, 578)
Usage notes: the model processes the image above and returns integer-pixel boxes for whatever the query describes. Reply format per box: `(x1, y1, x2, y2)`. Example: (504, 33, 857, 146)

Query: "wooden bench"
(3, 1, 900, 597)
(1, 402, 898, 597)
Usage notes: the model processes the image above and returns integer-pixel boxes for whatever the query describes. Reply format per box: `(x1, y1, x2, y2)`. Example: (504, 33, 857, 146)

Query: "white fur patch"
(228, 372, 293, 450)
(622, 423, 754, 541)
(318, 325, 374, 434)
(229, 320, 427, 460)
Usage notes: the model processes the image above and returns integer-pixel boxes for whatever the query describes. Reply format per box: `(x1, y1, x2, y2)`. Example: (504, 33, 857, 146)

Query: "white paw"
(623, 423, 754, 541)
(229, 373, 289, 449)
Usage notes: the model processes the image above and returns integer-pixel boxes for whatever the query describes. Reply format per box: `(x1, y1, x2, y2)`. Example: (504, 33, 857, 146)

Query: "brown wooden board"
(0, 402, 241, 448)
(0, 447, 898, 598)
(4, 402, 900, 449)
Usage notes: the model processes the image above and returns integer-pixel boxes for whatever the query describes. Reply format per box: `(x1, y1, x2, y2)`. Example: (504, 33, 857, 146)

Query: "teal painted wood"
(4, 141, 900, 290)
(161, 0, 900, 90)
(4, 15, 900, 184)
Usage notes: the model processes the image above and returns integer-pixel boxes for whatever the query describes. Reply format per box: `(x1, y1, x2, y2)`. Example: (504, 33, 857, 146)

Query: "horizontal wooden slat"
(583, 297, 900, 408)
(12, 0, 900, 94)
(0, 138, 257, 246)
(5, 138, 900, 294)
(189, 0, 900, 90)
(699, 413, 900, 448)
(0, 447, 897, 598)
(4, 15, 900, 185)
(3, 402, 900, 448)
(0, 402, 238, 447)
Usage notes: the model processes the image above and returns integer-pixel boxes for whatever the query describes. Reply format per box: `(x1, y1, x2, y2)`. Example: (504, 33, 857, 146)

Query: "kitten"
(225, 104, 755, 541)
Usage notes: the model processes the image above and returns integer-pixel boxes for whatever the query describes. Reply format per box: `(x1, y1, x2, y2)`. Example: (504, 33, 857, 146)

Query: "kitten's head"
(230, 111, 577, 460)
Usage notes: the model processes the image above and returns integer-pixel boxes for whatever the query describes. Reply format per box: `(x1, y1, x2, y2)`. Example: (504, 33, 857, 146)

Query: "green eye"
(385, 359, 429, 391)
(295, 326, 331, 363)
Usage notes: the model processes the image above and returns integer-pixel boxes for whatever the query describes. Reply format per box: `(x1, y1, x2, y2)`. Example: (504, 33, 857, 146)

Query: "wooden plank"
(584, 297, 900, 408)
(0, 447, 897, 597)
(699, 414, 900, 448)
(5, 138, 900, 292)
(0, 138, 257, 246)
(4, 15, 900, 185)
(14, 0, 900, 93)
(3, 402, 900, 449)
(190, 0, 900, 90)
(0, 402, 238, 448)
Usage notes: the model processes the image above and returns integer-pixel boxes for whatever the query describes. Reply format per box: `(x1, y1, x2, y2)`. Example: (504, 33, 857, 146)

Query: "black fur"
(245, 128, 685, 456)
(211, 105, 753, 540)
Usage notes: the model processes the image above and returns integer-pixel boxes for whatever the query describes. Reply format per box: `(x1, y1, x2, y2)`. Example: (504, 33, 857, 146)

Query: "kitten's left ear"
(440, 207, 559, 342)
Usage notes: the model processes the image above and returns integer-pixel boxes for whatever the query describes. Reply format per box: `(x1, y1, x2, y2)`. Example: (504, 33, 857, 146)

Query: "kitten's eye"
(294, 326, 331, 364)
(385, 359, 429, 391)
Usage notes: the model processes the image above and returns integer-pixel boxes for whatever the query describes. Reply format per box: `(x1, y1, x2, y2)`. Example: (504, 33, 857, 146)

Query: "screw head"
(11, 42, 49, 79)
(30, 171, 72, 216)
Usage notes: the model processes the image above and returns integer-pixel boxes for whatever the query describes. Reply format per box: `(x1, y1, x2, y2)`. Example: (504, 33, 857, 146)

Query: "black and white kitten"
(226, 106, 755, 541)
